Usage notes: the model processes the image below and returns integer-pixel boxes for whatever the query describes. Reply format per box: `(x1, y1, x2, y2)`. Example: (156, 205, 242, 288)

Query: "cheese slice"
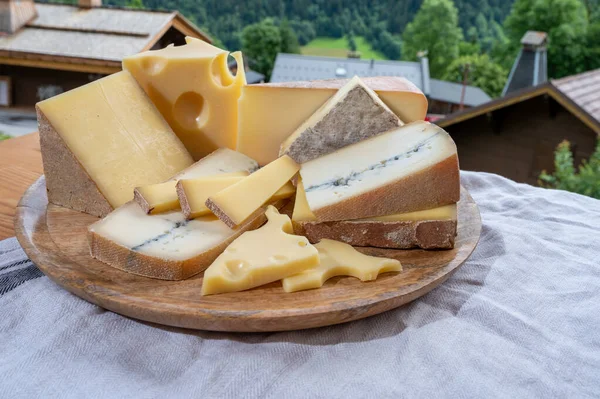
(178, 178, 296, 220)
(123, 37, 246, 160)
(135, 172, 248, 214)
(206, 156, 300, 228)
(282, 239, 402, 293)
(201, 206, 319, 295)
(37, 71, 194, 217)
(88, 149, 264, 280)
(279, 76, 400, 163)
(237, 77, 427, 165)
(292, 177, 457, 249)
(300, 121, 460, 221)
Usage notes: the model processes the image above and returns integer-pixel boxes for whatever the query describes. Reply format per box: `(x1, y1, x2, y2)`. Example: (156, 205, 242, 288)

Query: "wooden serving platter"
(15, 177, 481, 332)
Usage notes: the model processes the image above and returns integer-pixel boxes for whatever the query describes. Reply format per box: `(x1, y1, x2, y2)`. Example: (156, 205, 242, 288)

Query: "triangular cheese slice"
(279, 75, 401, 163)
(201, 206, 319, 295)
(282, 239, 402, 293)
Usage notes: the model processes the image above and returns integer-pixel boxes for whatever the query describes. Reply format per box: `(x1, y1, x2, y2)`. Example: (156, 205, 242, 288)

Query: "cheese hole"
(210, 52, 237, 88)
(225, 260, 250, 279)
(270, 254, 288, 262)
(173, 92, 209, 130)
(298, 241, 307, 247)
(140, 56, 167, 76)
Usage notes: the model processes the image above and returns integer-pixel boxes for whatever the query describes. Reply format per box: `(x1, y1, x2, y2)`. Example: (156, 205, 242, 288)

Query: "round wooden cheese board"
(15, 177, 481, 332)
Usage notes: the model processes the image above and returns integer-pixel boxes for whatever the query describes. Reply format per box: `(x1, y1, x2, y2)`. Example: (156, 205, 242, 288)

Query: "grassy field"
(0, 133, 11, 141)
(301, 36, 387, 60)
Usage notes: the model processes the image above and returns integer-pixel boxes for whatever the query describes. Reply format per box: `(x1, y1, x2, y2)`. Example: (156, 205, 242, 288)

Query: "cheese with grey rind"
(300, 121, 460, 222)
(88, 149, 263, 281)
(279, 76, 401, 163)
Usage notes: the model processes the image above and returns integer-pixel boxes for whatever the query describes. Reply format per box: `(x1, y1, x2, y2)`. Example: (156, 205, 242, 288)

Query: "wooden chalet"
(0, 0, 211, 107)
(437, 69, 600, 185)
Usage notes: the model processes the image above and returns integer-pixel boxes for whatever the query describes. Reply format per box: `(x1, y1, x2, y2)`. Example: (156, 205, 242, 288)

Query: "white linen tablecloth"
(1, 171, 599, 398)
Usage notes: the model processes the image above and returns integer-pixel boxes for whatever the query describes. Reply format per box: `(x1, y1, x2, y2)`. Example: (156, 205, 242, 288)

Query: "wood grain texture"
(0, 133, 42, 240)
(15, 177, 481, 332)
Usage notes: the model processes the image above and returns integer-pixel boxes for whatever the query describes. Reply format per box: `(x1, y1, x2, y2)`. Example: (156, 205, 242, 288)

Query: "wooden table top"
(0, 133, 43, 240)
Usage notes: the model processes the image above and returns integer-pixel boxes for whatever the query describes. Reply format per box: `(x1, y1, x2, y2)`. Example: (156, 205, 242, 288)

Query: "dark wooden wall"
(429, 99, 466, 115)
(443, 94, 597, 185)
(0, 64, 102, 107)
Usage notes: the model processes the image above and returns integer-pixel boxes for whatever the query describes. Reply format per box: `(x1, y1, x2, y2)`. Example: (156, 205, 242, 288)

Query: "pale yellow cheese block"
(201, 206, 319, 295)
(123, 37, 246, 160)
(135, 172, 248, 214)
(37, 71, 194, 217)
(237, 77, 428, 165)
(206, 156, 300, 228)
(282, 239, 402, 293)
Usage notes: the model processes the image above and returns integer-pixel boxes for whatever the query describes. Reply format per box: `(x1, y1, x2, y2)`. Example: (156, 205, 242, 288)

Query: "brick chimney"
(502, 31, 548, 96)
(0, 0, 38, 34)
(78, 0, 102, 8)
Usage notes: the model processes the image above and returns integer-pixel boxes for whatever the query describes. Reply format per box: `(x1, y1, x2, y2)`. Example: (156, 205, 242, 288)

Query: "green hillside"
(301, 37, 386, 60)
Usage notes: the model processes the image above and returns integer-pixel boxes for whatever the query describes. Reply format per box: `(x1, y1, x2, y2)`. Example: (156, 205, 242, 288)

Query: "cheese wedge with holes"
(135, 172, 248, 214)
(201, 206, 319, 295)
(291, 178, 457, 249)
(123, 37, 246, 160)
(282, 239, 402, 293)
(300, 121, 460, 222)
(88, 149, 265, 280)
(237, 77, 427, 165)
(37, 71, 194, 218)
(206, 156, 300, 228)
(279, 76, 401, 163)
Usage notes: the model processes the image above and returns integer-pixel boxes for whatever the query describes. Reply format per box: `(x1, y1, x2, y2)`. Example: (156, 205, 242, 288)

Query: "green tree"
(402, 0, 464, 78)
(539, 140, 600, 199)
(241, 19, 282, 79)
(443, 54, 508, 97)
(347, 31, 358, 52)
(279, 19, 301, 54)
(127, 0, 144, 9)
(504, 0, 589, 78)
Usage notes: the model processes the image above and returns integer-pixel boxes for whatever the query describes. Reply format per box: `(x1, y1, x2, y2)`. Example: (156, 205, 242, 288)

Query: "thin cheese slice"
(135, 172, 248, 214)
(37, 71, 194, 217)
(279, 76, 400, 163)
(237, 77, 427, 165)
(282, 239, 402, 293)
(201, 206, 319, 295)
(178, 179, 296, 220)
(123, 37, 246, 160)
(88, 149, 264, 280)
(206, 156, 300, 228)
(300, 121, 460, 221)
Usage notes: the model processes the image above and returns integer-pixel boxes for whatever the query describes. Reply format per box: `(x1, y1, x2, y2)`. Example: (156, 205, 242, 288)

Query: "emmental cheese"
(88, 149, 263, 280)
(206, 156, 300, 228)
(237, 77, 428, 165)
(37, 71, 194, 218)
(300, 121, 460, 222)
(282, 239, 402, 293)
(292, 177, 458, 249)
(201, 206, 319, 295)
(123, 37, 246, 160)
(279, 76, 400, 163)
(135, 172, 248, 214)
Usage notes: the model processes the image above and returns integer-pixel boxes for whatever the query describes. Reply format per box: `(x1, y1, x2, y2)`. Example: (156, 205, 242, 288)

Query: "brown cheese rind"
(293, 219, 457, 249)
(37, 106, 113, 218)
(88, 200, 287, 280)
(204, 197, 237, 228)
(311, 154, 460, 222)
(133, 188, 152, 214)
(176, 181, 193, 220)
(281, 84, 400, 164)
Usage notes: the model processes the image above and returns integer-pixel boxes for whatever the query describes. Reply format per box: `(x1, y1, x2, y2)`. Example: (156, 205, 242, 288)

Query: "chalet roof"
(0, 3, 210, 73)
(552, 69, 600, 125)
(270, 53, 430, 94)
(437, 69, 600, 136)
(429, 79, 491, 107)
(245, 69, 265, 84)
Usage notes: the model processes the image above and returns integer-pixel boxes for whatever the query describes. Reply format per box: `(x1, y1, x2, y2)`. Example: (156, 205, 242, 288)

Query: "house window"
(0, 76, 11, 107)
(37, 85, 63, 101)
